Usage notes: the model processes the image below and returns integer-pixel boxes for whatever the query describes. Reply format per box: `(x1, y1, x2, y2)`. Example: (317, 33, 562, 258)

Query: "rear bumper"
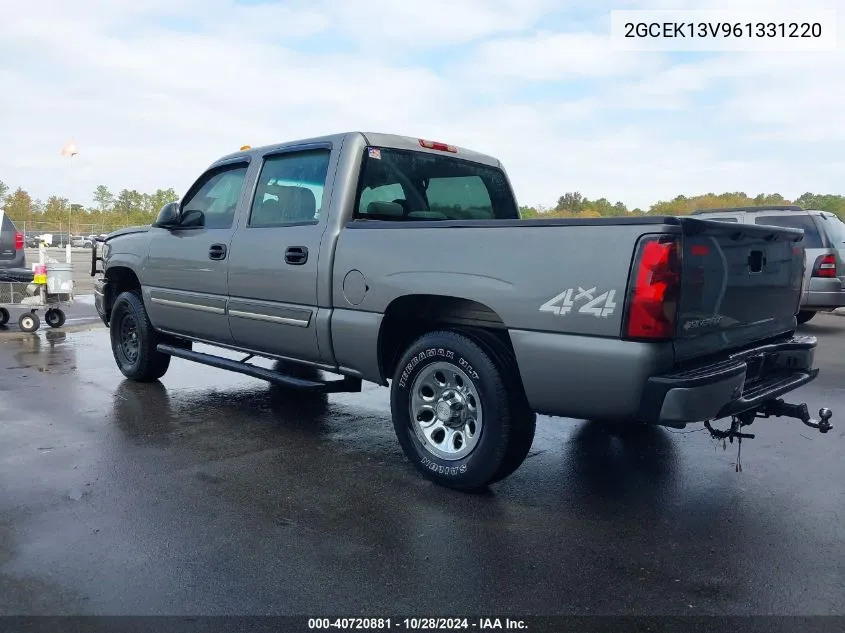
(803, 278, 845, 309)
(638, 335, 818, 426)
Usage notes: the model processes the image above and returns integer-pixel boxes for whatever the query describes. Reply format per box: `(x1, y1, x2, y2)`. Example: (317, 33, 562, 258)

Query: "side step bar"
(156, 344, 362, 394)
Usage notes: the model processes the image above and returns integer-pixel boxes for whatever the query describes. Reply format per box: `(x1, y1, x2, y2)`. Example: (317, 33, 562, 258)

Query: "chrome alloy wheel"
(409, 361, 483, 461)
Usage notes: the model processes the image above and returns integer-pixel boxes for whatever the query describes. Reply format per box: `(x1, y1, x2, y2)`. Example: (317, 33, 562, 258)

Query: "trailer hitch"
(755, 399, 833, 433)
(704, 400, 832, 472)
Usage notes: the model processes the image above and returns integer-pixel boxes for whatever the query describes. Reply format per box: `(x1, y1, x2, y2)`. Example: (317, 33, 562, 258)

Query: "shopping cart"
(0, 246, 74, 332)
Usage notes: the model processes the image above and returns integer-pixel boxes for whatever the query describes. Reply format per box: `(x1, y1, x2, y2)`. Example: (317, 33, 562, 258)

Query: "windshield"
(354, 147, 519, 221)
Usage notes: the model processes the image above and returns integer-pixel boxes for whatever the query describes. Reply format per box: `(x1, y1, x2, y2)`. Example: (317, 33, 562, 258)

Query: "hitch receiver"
(756, 399, 833, 433)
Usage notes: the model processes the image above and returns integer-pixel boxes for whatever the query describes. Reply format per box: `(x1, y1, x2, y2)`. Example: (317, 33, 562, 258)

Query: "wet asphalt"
(1, 314, 844, 617)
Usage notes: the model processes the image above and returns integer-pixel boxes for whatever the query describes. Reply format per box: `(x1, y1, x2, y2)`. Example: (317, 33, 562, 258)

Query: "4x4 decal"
(539, 287, 617, 318)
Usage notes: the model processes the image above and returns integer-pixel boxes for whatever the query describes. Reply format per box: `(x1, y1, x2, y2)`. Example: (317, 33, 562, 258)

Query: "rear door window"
(754, 215, 824, 248)
(820, 215, 845, 246)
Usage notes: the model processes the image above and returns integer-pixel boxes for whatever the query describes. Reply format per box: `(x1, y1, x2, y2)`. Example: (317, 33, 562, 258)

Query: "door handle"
(209, 244, 227, 260)
(285, 246, 308, 265)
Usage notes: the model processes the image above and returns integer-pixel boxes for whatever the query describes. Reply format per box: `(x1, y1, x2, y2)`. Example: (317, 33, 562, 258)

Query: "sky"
(0, 0, 843, 211)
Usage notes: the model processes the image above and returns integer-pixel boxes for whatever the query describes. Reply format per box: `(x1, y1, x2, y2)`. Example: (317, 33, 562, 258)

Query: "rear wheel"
(0, 308, 9, 326)
(390, 329, 535, 491)
(45, 308, 66, 328)
(797, 310, 816, 324)
(109, 290, 171, 382)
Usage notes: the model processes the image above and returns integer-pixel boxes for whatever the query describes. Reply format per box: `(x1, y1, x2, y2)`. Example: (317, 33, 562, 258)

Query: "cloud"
(317, 0, 558, 48)
(0, 0, 843, 212)
(464, 32, 664, 81)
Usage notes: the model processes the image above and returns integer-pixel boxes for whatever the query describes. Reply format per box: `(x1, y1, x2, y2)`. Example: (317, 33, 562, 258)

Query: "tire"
(451, 328, 537, 484)
(797, 311, 816, 325)
(390, 329, 532, 491)
(18, 311, 40, 333)
(45, 308, 66, 328)
(0, 308, 9, 326)
(109, 290, 171, 382)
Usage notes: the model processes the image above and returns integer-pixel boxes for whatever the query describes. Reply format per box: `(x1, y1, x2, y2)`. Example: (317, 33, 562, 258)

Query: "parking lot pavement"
(0, 317, 844, 617)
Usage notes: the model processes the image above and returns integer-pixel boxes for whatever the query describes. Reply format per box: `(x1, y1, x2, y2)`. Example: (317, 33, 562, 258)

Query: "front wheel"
(109, 290, 171, 382)
(18, 311, 40, 333)
(390, 330, 533, 491)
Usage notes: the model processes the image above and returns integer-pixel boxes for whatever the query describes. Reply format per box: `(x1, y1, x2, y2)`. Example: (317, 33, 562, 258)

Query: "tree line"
(0, 180, 180, 233)
(520, 191, 845, 220)
(2, 178, 845, 233)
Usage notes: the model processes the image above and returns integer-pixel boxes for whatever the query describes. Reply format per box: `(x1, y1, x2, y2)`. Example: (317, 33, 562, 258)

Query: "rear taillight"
(14, 232, 24, 250)
(624, 234, 681, 340)
(812, 254, 837, 278)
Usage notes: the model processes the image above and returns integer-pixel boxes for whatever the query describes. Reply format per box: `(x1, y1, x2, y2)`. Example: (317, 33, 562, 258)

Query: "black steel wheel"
(109, 290, 171, 381)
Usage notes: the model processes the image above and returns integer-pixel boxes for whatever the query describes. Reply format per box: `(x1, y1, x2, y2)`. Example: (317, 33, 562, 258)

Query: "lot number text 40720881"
(307, 617, 528, 630)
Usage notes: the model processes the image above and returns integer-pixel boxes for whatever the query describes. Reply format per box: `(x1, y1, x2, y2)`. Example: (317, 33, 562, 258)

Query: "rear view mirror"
(153, 202, 180, 228)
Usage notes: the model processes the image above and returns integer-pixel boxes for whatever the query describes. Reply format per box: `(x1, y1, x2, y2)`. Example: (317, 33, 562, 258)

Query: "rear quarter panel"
(332, 221, 672, 336)
(330, 220, 678, 419)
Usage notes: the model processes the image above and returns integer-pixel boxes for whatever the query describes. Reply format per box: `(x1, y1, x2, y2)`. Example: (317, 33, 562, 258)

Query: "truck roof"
(211, 131, 503, 169)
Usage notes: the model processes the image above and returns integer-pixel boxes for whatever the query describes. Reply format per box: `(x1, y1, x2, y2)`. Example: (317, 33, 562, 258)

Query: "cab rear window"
(354, 147, 519, 221)
(754, 215, 824, 248)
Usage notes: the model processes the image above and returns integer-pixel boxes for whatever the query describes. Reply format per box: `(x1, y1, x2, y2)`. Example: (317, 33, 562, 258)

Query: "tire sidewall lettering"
(419, 454, 469, 477)
(396, 346, 479, 388)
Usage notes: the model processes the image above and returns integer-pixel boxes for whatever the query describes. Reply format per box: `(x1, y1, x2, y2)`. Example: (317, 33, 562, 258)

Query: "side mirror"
(153, 202, 180, 228)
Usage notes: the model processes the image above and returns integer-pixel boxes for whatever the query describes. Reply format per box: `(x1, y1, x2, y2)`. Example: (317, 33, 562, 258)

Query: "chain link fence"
(14, 221, 136, 247)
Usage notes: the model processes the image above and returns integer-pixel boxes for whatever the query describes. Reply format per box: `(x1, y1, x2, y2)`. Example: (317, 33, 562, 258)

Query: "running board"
(156, 344, 362, 393)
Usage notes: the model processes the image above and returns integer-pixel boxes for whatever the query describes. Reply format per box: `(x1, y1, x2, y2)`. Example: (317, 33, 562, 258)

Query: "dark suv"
(0, 214, 26, 270)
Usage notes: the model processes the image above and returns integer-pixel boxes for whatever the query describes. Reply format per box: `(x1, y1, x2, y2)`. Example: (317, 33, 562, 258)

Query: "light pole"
(60, 138, 77, 259)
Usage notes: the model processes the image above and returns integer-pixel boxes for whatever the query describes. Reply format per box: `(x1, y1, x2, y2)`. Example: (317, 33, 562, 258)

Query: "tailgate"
(674, 218, 805, 362)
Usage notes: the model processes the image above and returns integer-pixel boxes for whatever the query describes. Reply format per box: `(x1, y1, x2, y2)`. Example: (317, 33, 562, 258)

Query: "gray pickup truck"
(91, 131, 833, 490)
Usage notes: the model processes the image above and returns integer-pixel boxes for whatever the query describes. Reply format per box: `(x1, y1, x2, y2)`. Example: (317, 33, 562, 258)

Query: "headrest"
(365, 201, 404, 217)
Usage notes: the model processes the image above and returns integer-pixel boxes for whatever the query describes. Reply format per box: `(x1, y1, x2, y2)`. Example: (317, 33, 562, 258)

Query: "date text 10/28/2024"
(307, 618, 528, 630)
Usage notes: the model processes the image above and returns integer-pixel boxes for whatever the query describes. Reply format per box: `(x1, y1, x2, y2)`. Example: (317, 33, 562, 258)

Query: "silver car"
(691, 205, 845, 324)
